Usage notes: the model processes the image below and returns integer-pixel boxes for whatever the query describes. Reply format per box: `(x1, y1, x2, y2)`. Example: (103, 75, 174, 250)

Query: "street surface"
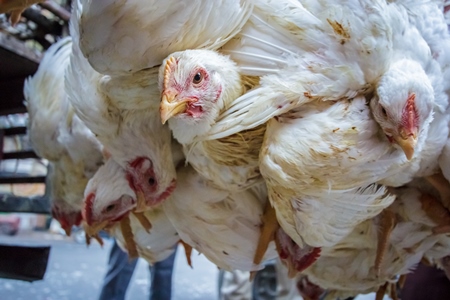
(0, 230, 217, 300)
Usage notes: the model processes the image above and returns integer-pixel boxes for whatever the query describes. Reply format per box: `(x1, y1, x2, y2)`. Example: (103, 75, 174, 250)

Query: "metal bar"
(39, 1, 71, 22)
(0, 193, 50, 214)
(2, 151, 40, 160)
(22, 7, 62, 36)
(3, 127, 27, 136)
(0, 176, 46, 184)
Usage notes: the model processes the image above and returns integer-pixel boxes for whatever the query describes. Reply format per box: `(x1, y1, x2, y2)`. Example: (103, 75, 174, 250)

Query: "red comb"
(83, 193, 95, 226)
(401, 93, 418, 132)
(129, 157, 145, 169)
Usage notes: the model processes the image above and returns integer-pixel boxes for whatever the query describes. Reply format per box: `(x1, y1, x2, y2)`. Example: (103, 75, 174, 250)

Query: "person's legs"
(148, 247, 178, 300)
(98, 239, 138, 300)
(275, 258, 304, 300)
(218, 269, 252, 300)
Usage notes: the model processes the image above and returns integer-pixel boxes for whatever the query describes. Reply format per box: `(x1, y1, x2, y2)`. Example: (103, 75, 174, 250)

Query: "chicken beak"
(395, 128, 418, 160)
(84, 220, 109, 237)
(135, 190, 147, 213)
(160, 93, 188, 124)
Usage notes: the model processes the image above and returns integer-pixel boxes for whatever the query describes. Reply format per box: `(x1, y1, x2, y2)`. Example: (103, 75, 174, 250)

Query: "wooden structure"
(0, 1, 71, 282)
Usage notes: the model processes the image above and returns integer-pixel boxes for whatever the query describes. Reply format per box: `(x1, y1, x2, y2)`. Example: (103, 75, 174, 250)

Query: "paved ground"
(0, 230, 386, 300)
(0, 230, 218, 300)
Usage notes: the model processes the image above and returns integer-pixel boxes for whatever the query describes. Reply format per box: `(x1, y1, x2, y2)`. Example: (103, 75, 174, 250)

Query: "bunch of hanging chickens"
(5, 0, 450, 298)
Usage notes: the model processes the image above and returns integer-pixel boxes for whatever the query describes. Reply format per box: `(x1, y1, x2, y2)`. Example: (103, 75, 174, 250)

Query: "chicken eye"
(105, 204, 115, 212)
(193, 72, 202, 84)
(381, 106, 387, 117)
(148, 177, 156, 186)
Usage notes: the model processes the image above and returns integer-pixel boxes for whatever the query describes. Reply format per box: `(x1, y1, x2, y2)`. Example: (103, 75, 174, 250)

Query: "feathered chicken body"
(82, 158, 136, 228)
(205, 0, 397, 139)
(156, 0, 449, 273)
(162, 166, 278, 271)
(78, 0, 254, 76)
(24, 36, 103, 235)
(67, 3, 177, 209)
(400, 0, 450, 96)
(260, 96, 397, 249)
(83, 159, 179, 263)
(302, 182, 450, 299)
(159, 50, 262, 191)
(111, 207, 179, 264)
(200, 0, 444, 152)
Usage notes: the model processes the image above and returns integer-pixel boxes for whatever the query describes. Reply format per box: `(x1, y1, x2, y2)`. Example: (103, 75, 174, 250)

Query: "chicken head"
(371, 59, 434, 160)
(125, 156, 176, 209)
(82, 158, 137, 232)
(159, 49, 243, 143)
(51, 203, 82, 236)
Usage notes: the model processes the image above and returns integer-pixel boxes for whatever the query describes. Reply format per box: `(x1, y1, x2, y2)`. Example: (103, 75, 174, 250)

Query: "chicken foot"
(84, 232, 104, 247)
(120, 216, 139, 259)
(419, 193, 450, 234)
(375, 209, 396, 277)
(251, 202, 279, 280)
(179, 240, 193, 268)
(83, 221, 108, 246)
(132, 211, 152, 233)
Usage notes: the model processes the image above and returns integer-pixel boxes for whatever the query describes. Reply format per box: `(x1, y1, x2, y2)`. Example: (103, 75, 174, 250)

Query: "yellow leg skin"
(132, 211, 152, 233)
(419, 194, 450, 234)
(375, 209, 396, 277)
(426, 172, 450, 210)
(375, 282, 388, 300)
(179, 240, 193, 268)
(120, 216, 138, 259)
(389, 282, 398, 300)
(250, 203, 279, 281)
(398, 274, 407, 289)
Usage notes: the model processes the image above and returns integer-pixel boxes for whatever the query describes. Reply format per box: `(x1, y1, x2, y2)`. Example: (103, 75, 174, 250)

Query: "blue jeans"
(98, 240, 177, 300)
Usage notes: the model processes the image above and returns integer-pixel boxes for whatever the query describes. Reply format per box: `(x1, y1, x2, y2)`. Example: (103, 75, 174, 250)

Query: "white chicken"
(162, 165, 278, 271)
(24, 36, 104, 235)
(301, 182, 450, 300)
(260, 97, 398, 272)
(77, 0, 254, 76)
(82, 158, 136, 230)
(82, 158, 179, 263)
(203, 0, 446, 161)
(66, 1, 177, 209)
(111, 208, 180, 264)
(159, 50, 262, 191)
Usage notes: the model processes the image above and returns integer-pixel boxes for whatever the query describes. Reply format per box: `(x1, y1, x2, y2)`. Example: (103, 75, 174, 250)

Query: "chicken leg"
(425, 171, 450, 210)
(389, 282, 399, 300)
(179, 240, 193, 268)
(419, 193, 450, 234)
(132, 211, 152, 233)
(375, 282, 388, 300)
(251, 202, 279, 280)
(375, 209, 396, 277)
(398, 274, 407, 289)
(119, 216, 138, 259)
(253, 203, 279, 265)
